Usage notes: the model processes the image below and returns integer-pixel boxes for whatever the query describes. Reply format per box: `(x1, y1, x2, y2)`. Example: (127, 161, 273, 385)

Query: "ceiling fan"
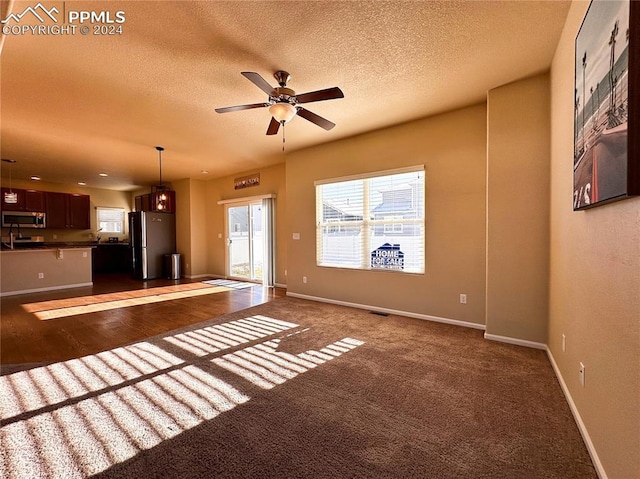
(215, 71, 344, 137)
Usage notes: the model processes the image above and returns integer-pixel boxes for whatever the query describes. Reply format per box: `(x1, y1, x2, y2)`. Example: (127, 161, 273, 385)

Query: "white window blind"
(315, 166, 425, 274)
(96, 207, 125, 233)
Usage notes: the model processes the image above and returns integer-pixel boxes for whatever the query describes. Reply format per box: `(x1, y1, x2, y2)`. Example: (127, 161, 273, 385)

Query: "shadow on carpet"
(0, 297, 596, 479)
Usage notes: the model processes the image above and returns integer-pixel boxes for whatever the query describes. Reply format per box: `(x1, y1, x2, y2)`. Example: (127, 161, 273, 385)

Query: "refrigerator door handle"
(140, 213, 147, 248)
(141, 247, 148, 279)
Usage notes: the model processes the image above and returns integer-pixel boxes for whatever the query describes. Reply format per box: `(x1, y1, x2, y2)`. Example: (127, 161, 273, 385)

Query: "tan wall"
(549, 2, 640, 478)
(1, 247, 92, 295)
(172, 179, 193, 277)
(205, 163, 287, 284)
(0, 179, 132, 242)
(486, 74, 551, 344)
(173, 178, 208, 277)
(286, 104, 487, 324)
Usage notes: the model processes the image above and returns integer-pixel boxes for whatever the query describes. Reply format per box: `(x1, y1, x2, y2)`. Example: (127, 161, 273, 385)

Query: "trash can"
(165, 253, 181, 280)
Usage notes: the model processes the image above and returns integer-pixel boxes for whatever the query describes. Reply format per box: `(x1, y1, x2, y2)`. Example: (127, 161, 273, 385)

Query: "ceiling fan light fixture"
(269, 102, 296, 123)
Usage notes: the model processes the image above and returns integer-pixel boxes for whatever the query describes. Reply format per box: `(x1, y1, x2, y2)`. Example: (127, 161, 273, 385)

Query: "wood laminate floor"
(0, 274, 285, 369)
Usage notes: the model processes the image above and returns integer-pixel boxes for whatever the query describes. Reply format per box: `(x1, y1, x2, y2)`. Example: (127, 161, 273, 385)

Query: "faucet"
(4, 223, 16, 249)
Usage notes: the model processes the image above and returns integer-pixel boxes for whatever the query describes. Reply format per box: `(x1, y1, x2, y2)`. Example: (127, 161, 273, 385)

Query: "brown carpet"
(0, 297, 596, 478)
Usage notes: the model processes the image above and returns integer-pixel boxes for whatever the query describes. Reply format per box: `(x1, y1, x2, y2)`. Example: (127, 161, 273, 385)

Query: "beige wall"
(486, 74, 551, 344)
(1, 247, 92, 295)
(205, 163, 287, 284)
(286, 104, 487, 324)
(173, 178, 208, 277)
(549, 2, 640, 478)
(0, 179, 132, 242)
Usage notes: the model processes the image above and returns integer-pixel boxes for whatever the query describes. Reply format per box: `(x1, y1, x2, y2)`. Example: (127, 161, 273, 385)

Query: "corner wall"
(486, 73, 551, 345)
(549, 1, 640, 477)
(205, 163, 287, 285)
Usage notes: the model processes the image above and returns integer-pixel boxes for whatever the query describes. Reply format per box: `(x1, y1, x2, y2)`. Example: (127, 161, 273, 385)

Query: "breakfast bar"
(0, 246, 93, 297)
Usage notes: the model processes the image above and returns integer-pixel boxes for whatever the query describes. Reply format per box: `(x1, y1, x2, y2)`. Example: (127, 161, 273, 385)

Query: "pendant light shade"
(2, 159, 18, 204)
(151, 146, 175, 212)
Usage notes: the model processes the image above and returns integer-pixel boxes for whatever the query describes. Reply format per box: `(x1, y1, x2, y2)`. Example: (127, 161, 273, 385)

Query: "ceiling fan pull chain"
(282, 122, 286, 151)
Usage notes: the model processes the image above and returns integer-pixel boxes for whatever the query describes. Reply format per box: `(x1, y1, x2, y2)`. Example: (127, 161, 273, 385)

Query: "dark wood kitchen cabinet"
(0, 188, 45, 211)
(25, 190, 46, 211)
(1, 188, 24, 211)
(92, 244, 132, 274)
(68, 194, 90, 229)
(45, 192, 90, 229)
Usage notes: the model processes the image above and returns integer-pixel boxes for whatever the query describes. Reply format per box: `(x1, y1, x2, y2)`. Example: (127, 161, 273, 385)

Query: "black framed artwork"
(573, 0, 639, 210)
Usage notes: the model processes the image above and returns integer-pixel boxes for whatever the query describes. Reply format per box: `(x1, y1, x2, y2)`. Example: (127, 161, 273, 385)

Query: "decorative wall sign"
(234, 173, 260, 190)
(573, 0, 639, 210)
(371, 243, 404, 270)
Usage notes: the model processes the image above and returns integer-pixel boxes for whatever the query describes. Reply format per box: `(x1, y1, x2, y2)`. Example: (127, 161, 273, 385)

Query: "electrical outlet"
(562, 334, 566, 352)
(218, 233, 222, 239)
(579, 362, 585, 387)
(303, 276, 307, 284)
(82, 251, 88, 258)
(38, 273, 44, 279)
(459, 294, 467, 304)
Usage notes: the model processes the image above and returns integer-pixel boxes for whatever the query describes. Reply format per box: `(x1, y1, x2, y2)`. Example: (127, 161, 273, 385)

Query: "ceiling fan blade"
(215, 103, 268, 113)
(295, 87, 344, 104)
(296, 107, 336, 131)
(241, 72, 275, 95)
(266, 117, 280, 135)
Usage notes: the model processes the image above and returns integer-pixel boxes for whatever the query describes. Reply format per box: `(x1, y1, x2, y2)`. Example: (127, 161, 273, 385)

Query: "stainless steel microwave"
(1, 211, 46, 228)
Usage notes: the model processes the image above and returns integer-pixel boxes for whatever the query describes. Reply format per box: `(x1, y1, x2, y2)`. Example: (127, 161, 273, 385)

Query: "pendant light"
(2, 159, 18, 204)
(151, 146, 172, 211)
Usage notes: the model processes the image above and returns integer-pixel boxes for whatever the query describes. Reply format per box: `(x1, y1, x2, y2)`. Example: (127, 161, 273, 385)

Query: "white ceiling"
(0, 0, 571, 191)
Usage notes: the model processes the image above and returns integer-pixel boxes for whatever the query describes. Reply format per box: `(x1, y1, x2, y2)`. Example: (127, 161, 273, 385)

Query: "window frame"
(315, 165, 425, 274)
(96, 206, 125, 234)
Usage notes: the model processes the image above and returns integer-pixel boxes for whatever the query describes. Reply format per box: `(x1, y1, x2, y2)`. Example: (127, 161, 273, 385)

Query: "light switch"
(292, 233, 300, 240)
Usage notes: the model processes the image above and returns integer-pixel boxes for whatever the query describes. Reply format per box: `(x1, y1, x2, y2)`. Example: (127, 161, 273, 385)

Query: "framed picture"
(573, 0, 639, 210)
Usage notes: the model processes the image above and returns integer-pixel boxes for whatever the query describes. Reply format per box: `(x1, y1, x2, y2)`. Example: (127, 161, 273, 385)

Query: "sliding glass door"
(226, 202, 263, 282)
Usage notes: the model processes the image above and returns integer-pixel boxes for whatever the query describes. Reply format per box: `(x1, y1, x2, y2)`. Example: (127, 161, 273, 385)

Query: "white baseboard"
(184, 274, 214, 279)
(546, 349, 607, 479)
(0, 282, 93, 298)
(483, 333, 546, 350)
(274, 282, 287, 289)
(286, 292, 485, 330)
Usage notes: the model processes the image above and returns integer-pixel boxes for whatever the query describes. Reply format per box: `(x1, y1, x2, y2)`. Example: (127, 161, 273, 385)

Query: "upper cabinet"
(1, 187, 90, 229)
(25, 190, 46, 211)
(0, 188, 46, 212)
(135, 191, 176, 213)
(1, 187, 24, 211)
(44, 192, 91, 229)
(68, 194, 90, 229)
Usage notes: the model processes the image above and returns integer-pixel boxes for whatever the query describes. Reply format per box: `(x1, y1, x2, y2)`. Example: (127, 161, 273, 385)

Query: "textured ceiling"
(0, 0, 571, 191)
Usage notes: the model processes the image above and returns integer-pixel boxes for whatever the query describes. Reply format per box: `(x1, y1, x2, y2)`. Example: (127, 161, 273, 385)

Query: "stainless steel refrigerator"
(129, 211, 176, 280)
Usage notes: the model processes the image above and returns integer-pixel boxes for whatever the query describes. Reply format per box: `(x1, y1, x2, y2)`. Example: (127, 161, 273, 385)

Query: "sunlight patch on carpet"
(0, 314, 364, 478)
(21, 284, 231, 321)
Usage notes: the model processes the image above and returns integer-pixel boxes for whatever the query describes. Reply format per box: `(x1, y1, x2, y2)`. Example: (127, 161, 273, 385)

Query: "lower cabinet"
(92, 244, 132, 274)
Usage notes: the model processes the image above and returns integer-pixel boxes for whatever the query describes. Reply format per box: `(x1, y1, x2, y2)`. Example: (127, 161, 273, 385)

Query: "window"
(96, 207, 125, 234)
(315, 166, 424, 273)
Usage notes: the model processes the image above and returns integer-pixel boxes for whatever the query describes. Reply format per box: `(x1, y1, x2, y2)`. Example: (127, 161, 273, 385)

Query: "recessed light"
(78, 181, 87, 186)
(98, 173, 108, 177)
(30, 176, 41, 181)
(201, 170, 209, 174)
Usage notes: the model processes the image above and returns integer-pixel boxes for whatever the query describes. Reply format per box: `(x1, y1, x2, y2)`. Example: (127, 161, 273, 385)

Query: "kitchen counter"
(1, 241, 130, 251)
(0, 246, 93, 296)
